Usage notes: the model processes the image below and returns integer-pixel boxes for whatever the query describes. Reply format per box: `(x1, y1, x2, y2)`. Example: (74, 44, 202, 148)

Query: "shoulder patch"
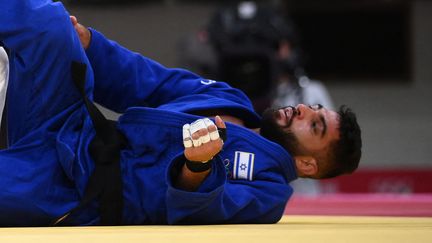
(233, 151, 255, 181)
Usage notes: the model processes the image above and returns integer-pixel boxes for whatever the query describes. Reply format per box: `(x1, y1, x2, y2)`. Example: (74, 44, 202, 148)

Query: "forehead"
(324, 109, 340, 142)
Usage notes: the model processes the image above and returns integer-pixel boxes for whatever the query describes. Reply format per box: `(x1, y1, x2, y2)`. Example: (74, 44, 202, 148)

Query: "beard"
(260, 108, 303, 156)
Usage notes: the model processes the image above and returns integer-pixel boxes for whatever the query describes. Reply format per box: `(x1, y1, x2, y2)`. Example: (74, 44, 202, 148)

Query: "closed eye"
(319, 115, 327, 138)
(309, 104, 323, 110)
(311, 121, 318, 134)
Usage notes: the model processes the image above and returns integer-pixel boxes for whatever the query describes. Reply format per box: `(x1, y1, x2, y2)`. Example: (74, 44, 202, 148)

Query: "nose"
(295, 104, 308, 119)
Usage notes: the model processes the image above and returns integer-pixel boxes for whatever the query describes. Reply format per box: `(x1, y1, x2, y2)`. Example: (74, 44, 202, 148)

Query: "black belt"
(52, 62, 126, 226)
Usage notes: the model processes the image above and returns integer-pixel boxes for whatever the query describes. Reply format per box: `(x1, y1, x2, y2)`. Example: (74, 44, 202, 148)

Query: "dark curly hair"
(318, 106, 362, 179)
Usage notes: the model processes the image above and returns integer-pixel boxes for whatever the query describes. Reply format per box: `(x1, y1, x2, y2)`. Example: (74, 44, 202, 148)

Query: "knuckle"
(207, 125, 217, 132)
(191, 132, 200, 140)
(198, 128, 208, 136)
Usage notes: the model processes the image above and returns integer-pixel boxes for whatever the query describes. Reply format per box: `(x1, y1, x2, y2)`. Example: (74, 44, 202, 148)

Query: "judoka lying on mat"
(0, 0, 362, 226)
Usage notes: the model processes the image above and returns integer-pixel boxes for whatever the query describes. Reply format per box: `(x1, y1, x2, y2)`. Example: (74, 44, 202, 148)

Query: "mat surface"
(1, 216, 431, 243)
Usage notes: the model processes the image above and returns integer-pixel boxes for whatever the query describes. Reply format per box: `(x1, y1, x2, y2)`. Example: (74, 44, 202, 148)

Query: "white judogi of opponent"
(0, 47, 8, 129)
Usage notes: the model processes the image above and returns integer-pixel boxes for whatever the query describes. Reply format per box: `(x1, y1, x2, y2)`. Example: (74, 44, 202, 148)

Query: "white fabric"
(0, 47, 9, 128)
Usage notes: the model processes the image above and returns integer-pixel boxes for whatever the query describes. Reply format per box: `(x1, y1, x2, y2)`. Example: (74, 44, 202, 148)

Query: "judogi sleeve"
(86, 29, 253, 113)
(165, 155, 293, 224)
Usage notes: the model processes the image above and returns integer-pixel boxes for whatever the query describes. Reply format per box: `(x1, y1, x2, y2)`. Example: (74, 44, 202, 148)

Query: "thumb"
(215, 116, 227, 142)
(70, 15, 78, 26)
(215, 115, 226, 129)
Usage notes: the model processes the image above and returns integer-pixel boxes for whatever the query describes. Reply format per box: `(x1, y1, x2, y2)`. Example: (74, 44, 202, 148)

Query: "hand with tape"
(183, 116, 226, 164)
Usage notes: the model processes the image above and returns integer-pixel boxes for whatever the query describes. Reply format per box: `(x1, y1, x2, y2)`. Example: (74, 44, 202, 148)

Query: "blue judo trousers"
(0, 0, 297, 226)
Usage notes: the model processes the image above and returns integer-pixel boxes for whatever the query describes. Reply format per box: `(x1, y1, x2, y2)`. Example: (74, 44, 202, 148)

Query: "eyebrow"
(319, 114, 327, 138)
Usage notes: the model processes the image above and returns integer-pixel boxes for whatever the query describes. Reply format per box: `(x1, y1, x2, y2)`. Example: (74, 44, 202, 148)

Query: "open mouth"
(276, 106, 297, 127)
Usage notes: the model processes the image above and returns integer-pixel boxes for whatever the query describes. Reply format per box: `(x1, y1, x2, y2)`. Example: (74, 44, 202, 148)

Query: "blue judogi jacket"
(0, 0, 297, 226)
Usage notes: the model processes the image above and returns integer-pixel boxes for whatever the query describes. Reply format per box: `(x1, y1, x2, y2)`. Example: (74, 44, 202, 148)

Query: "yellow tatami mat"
(1, 216, 431, 243)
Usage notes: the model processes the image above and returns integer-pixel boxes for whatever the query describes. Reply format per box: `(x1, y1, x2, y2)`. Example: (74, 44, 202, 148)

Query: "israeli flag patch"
(233, 151, 255, 181)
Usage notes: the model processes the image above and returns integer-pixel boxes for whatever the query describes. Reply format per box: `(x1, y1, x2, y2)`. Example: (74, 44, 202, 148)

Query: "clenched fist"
(182, 116, 226, 163)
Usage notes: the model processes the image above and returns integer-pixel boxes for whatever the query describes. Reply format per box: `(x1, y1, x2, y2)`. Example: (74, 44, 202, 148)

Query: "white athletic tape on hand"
(201, 118, 214, 143)
(183, 124, 193, 148)
(201, 134, 211, 144)
(209, 130, 220, 141)
(190, 119, 207, 134)
(203, 118, 214, 127)
(192, 137, 202, 147)
(203, 118, 219, 141)
(190, 119, 207, 146)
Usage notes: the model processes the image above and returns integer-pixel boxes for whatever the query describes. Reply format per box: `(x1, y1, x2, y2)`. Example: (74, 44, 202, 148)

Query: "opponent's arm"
(71, 19, 253, 113)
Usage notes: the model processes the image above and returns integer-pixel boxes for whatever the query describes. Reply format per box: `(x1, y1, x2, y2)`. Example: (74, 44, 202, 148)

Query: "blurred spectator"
(272, 38, 334, 110)
(179, 2, 333, 115)
(179, 1, 295, 113)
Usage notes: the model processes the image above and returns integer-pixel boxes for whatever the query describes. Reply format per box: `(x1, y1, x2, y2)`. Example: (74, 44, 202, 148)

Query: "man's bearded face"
(260, 106, 305, 156)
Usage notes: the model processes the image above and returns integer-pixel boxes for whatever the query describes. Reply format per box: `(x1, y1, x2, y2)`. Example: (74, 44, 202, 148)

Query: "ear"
(294, 156, 318, 177)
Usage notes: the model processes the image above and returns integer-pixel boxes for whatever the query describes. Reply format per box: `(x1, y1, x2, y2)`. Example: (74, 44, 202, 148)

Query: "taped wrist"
(185, 159, 212, 173)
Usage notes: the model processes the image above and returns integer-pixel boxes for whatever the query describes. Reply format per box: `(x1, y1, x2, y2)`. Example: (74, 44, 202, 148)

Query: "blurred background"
(65, 0, 431, 214)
